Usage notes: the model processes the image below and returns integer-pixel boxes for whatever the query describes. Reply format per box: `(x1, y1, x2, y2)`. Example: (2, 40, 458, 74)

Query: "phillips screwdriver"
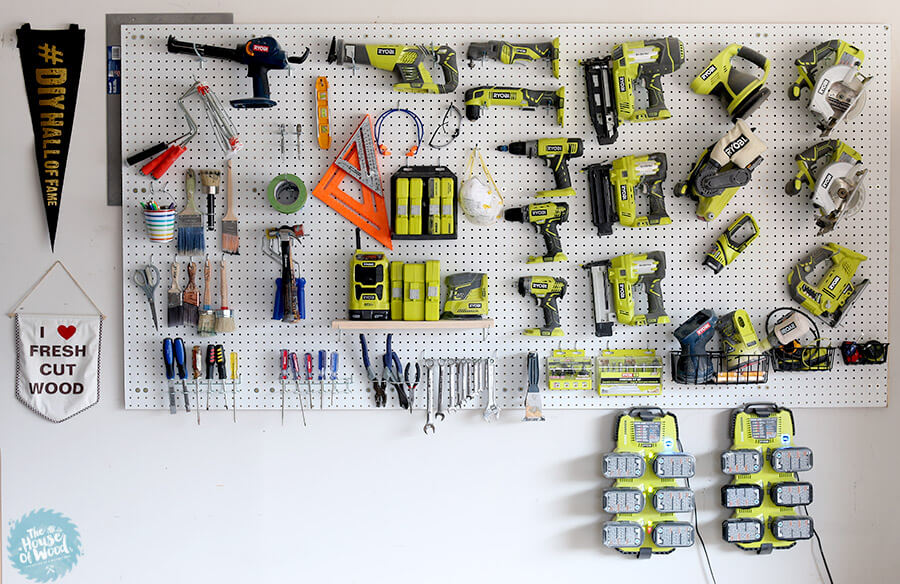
(304, 352, 314, 409)
(289, 352, 307, 427)
(318, 350, 326, 409)
(230, 351, 238, 422)
(329, 351, 339, 407)
(163, 338, 177, 415)
(205, 345, 215, 410)
(216, 345, 228, 411)
(192, 346, 201, 425)
(174, 337, 190, 413)
(280, 349, 289, 425)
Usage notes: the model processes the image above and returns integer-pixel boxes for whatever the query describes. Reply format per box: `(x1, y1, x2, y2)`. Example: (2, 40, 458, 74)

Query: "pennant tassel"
(16, 23, 85, 251)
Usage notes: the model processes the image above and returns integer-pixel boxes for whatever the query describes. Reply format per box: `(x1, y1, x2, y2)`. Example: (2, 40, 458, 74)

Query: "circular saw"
(786, 139, 867, 235)
(788, 39, 872, 136)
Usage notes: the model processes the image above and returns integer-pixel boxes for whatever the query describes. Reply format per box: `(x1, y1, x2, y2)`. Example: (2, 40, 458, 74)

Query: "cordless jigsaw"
(787, 243, 869, 327)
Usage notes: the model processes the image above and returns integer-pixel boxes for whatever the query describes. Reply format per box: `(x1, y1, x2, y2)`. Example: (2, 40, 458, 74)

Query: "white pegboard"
(121, 23, 891, 411)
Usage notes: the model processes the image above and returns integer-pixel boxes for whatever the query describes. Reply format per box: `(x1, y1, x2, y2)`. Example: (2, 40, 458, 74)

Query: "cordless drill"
(504, 202, 569, 263)
(673, 309, 718, 383)
(497, 138, 583, 197)
(167, 36, 309, 108)
(328, 37, 459, 94)
(581, 37, 684, 144)
(518, 276, 567, 336)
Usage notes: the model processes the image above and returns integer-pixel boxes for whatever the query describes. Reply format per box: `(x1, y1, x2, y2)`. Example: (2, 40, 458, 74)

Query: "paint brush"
(222, 159, 239, 254)
(176, 169, 205, 255)
(215, 258, 236, 333)
(182, 260, 200, 326)
(197, 257, 216, 335)
(199, 169, 221, 232)
(167, 261, 183, 327)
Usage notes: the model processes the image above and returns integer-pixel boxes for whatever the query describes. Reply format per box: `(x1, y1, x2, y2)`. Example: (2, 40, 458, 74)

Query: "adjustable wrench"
(423, 359, 436, 434)
(482, 357, 499, 422)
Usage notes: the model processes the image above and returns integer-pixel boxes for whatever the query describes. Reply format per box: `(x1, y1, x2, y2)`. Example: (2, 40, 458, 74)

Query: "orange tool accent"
(316, 76, 331, 150)
(312, 115, 392, 249)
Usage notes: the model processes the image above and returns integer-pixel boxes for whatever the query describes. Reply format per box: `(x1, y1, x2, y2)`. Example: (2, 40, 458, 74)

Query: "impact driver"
(497, 138, 583, 197)
(504, 202, 569, 263)
(518, 276, 567, 336)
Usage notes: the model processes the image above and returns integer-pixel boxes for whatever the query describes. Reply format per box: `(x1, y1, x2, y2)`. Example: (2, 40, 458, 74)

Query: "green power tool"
(675, 119, 766, 221)
(496, 138, 583, 197)
(467, 38, 560, 78)
(327, 37, 459, 94)
(717, 309, 765, 372)
(704, 212, 759, 274)
(581, 37, 684, 144)
(504, 202, 569, 263)
(518, 275, 567, 336)
(584, 153, 671, 236)
(691, 44, 771, 119)
(786, 140, 867, 235)
(441, 273, 488, 319)
(465, 86, 565, 126)
(787, 243, 869, 327)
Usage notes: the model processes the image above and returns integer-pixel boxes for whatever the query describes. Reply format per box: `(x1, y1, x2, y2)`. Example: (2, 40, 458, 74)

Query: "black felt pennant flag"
(16, 24, 85, 251)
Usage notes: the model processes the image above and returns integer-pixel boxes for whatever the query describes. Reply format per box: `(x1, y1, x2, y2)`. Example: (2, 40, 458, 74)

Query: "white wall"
(1, 2, 897, 583)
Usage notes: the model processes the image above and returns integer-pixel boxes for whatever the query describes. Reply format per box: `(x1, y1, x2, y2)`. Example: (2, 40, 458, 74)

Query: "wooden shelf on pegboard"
(332, 319, 494, 340)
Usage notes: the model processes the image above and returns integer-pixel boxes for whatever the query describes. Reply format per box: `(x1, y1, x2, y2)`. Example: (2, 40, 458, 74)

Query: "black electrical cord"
(802, 504, 834, 584)
(678, 438, 718, 584)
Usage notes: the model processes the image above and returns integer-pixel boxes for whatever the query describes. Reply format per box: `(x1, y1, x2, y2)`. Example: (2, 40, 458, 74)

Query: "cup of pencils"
(141, 201, 176, 243)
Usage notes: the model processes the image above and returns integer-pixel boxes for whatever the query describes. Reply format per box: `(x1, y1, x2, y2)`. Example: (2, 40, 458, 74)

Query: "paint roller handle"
(127, 142, 168, 166)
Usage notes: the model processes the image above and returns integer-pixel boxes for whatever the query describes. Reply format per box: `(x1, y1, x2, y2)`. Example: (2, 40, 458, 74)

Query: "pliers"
(383, 334, 410, 409)
(404, 361, 420, 413)
(360, 334, 386, 407)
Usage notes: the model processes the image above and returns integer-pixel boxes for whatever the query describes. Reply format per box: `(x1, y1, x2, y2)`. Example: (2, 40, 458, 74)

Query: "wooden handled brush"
(222, 160, 239, 254)
(167, 261, 183, 327)
(177, 169, 205, 255)
(215, 259, 236, 333)
(198, 257, 216, 335)
(182, 261, 200, 325)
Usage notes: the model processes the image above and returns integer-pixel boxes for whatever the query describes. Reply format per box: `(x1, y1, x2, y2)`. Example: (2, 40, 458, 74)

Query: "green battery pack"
(425, 260, 441, 321)
(409, 179, 423, 235)
(403, 263, 426, 321)
(390, 261, 405, 320)
(395, 178, 410, 235)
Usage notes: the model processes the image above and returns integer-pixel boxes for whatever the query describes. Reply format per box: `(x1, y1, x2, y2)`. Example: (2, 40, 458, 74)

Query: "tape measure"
(267, 174, 307, 214)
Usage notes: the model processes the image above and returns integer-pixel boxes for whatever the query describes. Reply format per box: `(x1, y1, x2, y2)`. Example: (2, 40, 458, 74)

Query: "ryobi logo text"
(723, 135, 750, 158)
(821, 173, 834, 189)
(696, 322, 712, 336)
(468, 303, 483, 309)
(699, 64, 717, 80)
(545, 145, 563, 152)
(532, 209, 548, 217)
(620, 185, 628, 200)
(250, 44, 270, 53)
(377, 48, 396, 56)
(533, 282, 549, 290)
(491, 91, 512, 100)
(827, 276, 841, 291)
(618, 283, 626, 299)
(618, 76, 626, 92)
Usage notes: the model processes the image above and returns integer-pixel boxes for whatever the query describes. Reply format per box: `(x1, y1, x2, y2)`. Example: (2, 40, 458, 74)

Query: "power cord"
(678, 438, 718, 584)
(802, 505, 834, 584)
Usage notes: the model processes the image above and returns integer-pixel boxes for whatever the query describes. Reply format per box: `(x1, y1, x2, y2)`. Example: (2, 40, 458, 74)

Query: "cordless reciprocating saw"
(504, 202, 569, 263)
(581, 37, 684, 144)
(582, 251, 669, 337)
(167, 36, 309, 108)
(465, 87, 566, 126)
(584, 152, 671, 236)
(467, 38, 560, 77)
(518, 276, 567, 336)
(497, 138, 583, 197)
(327, 37, 459, 94)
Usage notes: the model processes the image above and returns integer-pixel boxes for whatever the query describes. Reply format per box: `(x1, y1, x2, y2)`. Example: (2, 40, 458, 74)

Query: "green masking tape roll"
(267, 173, 307, 214)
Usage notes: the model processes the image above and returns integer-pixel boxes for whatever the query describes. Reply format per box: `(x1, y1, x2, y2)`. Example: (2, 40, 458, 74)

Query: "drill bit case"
(390, 166, 458, 240)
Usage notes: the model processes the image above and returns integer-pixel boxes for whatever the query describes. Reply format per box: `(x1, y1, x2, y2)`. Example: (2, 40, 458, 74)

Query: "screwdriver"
(280, 349, 291, 425)
(318, 349, 326, 409)
(289, 352, 307, 427)
(230, 351, 238, 423)
(329, 351, 339, 407)
(205, 345, 215, 410)
(174, 337, 190, 413)
(163, 338, 177, 415)
(216, 345, 227, 410)
(192, 346, 201, 425)
(304, 352, 314, 409)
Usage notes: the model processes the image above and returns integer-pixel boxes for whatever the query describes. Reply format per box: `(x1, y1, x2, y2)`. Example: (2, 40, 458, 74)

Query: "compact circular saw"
(788, 39, 872, 136)
(786, 139, 867, 235)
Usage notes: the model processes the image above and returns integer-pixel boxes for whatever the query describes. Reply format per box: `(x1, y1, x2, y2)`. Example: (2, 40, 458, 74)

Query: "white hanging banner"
(15, 315, 101, 422)
(9, 261, 105, 422)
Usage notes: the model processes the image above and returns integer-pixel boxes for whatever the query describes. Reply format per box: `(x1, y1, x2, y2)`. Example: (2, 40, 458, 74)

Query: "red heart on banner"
(57, 325, 76, 340)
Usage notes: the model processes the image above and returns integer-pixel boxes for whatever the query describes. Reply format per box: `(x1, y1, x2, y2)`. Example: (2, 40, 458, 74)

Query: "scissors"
(133, 258, 161, 330)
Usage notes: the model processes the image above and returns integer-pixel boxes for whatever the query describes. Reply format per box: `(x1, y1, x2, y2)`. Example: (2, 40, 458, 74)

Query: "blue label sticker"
(781, 434, 791, 444)
(7, 509, 81, 582)
(663, 438, 674, 450)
